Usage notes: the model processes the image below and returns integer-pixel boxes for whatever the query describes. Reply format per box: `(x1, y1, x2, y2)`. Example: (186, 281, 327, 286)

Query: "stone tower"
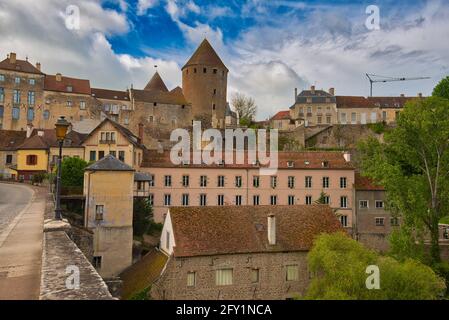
(182, 39, 228, 128)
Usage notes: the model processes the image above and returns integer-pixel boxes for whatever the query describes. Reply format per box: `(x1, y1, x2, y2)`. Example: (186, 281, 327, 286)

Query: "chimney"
(343, 152, 351, 162)
(36, 62, 41, 71)
(26, 123, 34, 138)
(9, 52, 16, 64)
(56, 73, 62, 82)
(267, 214, 276, 245)
(311, 85, 315, 94)
(418, 93, 423, 98)
(400, 93, 405, 97)
(138, 123, 144, 143)
(294, 88, 298, 101)
(329, 87, 335, 96)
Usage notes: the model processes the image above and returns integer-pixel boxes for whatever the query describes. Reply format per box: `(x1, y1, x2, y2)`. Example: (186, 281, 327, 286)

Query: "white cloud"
(137, 0, 158, 16)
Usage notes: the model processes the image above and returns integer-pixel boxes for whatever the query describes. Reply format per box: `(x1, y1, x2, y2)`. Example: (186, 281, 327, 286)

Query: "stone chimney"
(138, 123, 144, 143)
(36, 62, 41, 71)
(26, 123, 34, 138)
(294, 88, 298, 101)
(329, 87, 335, 96)
(267, 214, 276, 245)
(56, 73, 62, 82)
(343, 152, 351, 162)
(9, 52, 16, 64)
(311, 85, 316, 94)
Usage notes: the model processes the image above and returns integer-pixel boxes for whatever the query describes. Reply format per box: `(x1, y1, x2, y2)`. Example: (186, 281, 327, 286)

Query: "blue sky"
(0, 0, 448, 119)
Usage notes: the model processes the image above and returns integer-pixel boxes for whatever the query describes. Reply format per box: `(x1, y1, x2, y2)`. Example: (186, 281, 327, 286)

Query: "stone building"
(182, 39, 228, 129)
(83, 155, 134, 278)
(368, 96, 420, 124)
(0, 130, 26, 179)
(146, 205, 342, 300)
(270, 110, 296, 131)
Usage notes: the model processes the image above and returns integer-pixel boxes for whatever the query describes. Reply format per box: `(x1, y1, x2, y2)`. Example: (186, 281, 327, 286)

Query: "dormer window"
(287, 161, 294, 168)
(66, 86, 73, 92)
(153, 102, 157, 106)
(322, 160, 329, 168)
(304, 160, 310, 165)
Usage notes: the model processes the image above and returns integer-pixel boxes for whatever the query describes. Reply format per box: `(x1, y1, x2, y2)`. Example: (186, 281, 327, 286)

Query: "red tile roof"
(336, 96, 375, 109)
(271, 111, 290, 120)
(182, 39, 228, 71)
(91, 88, 129, 101)
(169, 205, 343, 257)
(44, 74, 91, 95)
(144, 72, 169, 92)
(355, 173, 385, 191)
(17, 129, 86, 150)
(368, 96, 419, 109)
(0, 130, 27, 151)
(0, 58, 43, 75)
(141, 150, 354, 170)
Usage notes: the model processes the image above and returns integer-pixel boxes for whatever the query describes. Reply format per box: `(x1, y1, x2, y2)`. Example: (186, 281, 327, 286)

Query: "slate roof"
(85, 154, 134, 172)
(169, 205, 343, 257)
(91, 88, 130, 101)
(182, 39, 228, 71)
(0, 57, 43, 75)
(44, 74, 91, 95)
(0, 130, 27, 151)
(144, 72, 169, 92)
(134, 172, 153, 181)
(295, 89, 336, 104)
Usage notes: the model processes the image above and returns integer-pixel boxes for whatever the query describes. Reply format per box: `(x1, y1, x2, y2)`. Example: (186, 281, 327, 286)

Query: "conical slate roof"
(85, 154, 134, 172)
(182, 39, 228, 71)
(144, 72, 169, 92)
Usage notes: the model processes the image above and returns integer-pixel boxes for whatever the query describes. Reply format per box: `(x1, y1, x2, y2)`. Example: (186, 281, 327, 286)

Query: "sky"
(0, 0, 448, 120)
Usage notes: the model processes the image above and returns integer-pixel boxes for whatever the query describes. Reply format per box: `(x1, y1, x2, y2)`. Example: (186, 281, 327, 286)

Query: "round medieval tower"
(182, 39, 228, 129)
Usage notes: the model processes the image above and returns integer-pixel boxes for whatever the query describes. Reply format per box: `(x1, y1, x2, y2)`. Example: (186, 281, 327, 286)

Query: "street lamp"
(54, 116, 70, 220)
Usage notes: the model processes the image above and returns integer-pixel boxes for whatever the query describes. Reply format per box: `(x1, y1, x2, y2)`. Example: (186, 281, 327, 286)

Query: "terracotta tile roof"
(367, 96, 419, 109)
(144, 72, 169, 92)
(91, 88, 129, 101)
(355, 173, 385, 191)
(336, 96, 375, 109)
(141, 150, 354, 170)
(0, 58, 43, 75)
(17, 129, 86, 150)
(182, 39, 228, 71)
(0, 130, 27, 151)
(17, 134, 49, 150)
(131, 87, 189, 105)
(44, 74, 91, 95)
(120, 249, 168, 300)
(271, 111, 290, 120)
(169, 205, 343, 257)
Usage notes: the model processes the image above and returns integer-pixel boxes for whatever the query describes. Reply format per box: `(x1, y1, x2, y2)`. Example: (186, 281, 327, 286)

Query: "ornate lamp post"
(54, 116, 70, 220)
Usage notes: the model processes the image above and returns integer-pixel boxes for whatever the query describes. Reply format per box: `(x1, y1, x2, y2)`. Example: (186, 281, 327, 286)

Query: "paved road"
(0, 183, 34, 235)
(0, 183, 45, 300)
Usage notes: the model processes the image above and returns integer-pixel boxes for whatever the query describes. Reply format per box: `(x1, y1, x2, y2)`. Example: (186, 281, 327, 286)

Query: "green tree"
(314, 191, 329, 204)
(231, 92, 257, 125)
(133, 198, 153, 237)
(61, 157, 88, 187)
(432, 76, 449, 100)
(305, 233, 445, 300)
(357, 97, 449, 264)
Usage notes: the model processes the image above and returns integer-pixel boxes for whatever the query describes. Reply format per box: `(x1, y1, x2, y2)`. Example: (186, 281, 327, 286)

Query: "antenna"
(366, 73, 431, 97)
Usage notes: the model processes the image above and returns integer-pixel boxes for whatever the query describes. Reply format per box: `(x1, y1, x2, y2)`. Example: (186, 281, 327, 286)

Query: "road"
(0, 183, 45, 300)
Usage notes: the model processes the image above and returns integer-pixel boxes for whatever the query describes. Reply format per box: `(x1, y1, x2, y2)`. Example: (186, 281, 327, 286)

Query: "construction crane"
(366, 73, 431, 97)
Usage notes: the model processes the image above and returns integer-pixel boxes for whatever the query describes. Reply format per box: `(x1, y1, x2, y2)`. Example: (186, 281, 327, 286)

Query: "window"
(371, 112, 377, 123)
(0, 74, 4, 81)
(326, 116, 331, 124)
(203, 68, 207, 73)
(164, 175, 172, 187)
(235, 195, 242, 206)
(217, 194, 224, 206)
(218, 175, 225, 187)
(95, 205, 104, 220)
(200, 175, 207, 187)
(322, 177, 329, 188)
(270, 195, 277, 205)
(43, 110, 50, 120)
(305, 176, 312, 188)
(340, 196, 348, 208)
(187, 272, 196, 287)
(340, 177, 347, 189)
(253, 176, 260, 188)
(98, 151, 105, 159)
(26, 155, 37, 165)
(29, 78, 35, 85)
(288, 195, 295, 205)
(351, 112, 356, 124)
(0, 87, 4, 102)
(89, 151, 96, 162)
(317, 115, 322, 124)
(109, 150, 116, 158)
(13, 89, 20, 104)
(164, 194, 171, 206)
(200, 194, 207, 206)
(15, 77, 20, 84)
(323, 195, 330, 205)
(166, 231, 170, 250)
(27, 91, 35, 105)
(286, 265, 299, 281)
(288, 176, 295, 189)
(80, 101, 86, 110)
(148, 194, 154, 206)
(66, 86, 73, 92)
(27, 108, 34, 121)
(271, 176, 277, 188)
(6, 154, 13, 164)
(382, 111, 387, 121)
(193, 68, 197, 73)
(212, 104, 216, 110)
(181, 175, 190, 187)
(66, 101, 72, 107)
(117, 151, 125, 162)
(149, 175, 155, 187)
(340, 112, 347, 124)
(253, 195, 260, 206)
(375, 217, 385, 226)
(359, 200, 369, 209)
(216, 269, 233, 286)
(375, 200, 384, 209)
(305, 195, 312, 205)
(12, 107, 20, 120)
(213, 69, 218, 74)
(390, 217, 399, 226)
(340, 215, 348, 227)
(235, 176, 242, 188)
(251, 269, 259, 283)
(93, 256, 102, 269)
(182, 194, 189, 206)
